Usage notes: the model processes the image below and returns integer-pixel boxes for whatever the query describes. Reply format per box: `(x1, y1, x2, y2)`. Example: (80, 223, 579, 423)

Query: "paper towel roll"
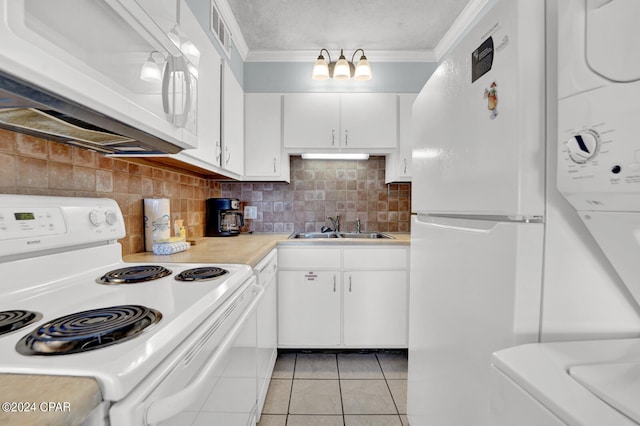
(144, 198, 171, 251)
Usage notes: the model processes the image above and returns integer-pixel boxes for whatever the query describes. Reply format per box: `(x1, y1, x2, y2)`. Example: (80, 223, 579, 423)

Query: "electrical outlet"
(244, 205, 257, 220)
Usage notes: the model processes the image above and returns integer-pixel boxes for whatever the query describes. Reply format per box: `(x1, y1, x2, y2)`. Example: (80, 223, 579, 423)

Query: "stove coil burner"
(98, 265, 172, 285)
(175, 267, 228, 282)
(16, 305, 162, 356)
(0, 310, 42, 336)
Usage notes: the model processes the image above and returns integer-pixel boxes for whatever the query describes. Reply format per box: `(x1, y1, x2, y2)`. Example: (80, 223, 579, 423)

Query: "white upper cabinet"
(283, 93, 397, 153)
(283, 93, 341, 150)
(222, 61, 244, 177)
(244, 93, 290, 181)
(165, 1, 222, 171)
(0, 0, 198, 149)
(340, 93, 397, 150)
(386, 93, 417, 183)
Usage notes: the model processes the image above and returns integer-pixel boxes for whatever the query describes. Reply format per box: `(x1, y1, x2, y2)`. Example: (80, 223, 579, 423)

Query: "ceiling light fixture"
(301, 153, 370, 160)
(312, 49, 372, 81)
(140, 51, 164, 82)
(168, 1, 200, 66)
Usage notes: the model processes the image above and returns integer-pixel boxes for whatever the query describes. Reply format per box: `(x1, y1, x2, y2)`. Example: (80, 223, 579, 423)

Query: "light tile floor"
(258, 351, 408, 426)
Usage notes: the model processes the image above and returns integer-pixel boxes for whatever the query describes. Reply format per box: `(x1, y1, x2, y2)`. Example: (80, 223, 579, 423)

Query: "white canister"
(144, 198, 171, 251)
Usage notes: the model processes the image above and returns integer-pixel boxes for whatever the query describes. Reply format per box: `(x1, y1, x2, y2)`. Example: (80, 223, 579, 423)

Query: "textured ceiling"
(227, 0, 472, 53)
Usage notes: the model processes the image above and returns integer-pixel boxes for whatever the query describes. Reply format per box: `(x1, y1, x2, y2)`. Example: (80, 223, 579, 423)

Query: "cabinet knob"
(344, 129, 349, 146)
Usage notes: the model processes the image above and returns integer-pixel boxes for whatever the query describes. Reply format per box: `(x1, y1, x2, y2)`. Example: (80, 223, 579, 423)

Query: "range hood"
(0, 72, 183, 155)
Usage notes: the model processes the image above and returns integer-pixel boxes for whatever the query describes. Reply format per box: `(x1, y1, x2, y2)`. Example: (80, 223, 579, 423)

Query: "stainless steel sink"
(289, 232, 341, 239)
(338, 232, 394, 239)
(288, 232, 394, 239)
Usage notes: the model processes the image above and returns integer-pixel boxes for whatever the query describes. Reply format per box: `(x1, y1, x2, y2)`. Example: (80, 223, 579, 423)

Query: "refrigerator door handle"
(415, 213, 501, 234)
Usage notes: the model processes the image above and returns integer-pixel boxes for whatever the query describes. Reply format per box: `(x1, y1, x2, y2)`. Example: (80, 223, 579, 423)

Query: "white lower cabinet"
(278, 270, 341, 346)
(278, 245, 409, 348)
(343, 270, 408, 346)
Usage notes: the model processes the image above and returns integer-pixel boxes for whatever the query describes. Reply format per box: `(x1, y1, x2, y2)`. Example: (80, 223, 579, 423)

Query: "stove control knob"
(566, 130, 600, 164)
(89, 210, 103, 226)
(105, 210, 118, 225)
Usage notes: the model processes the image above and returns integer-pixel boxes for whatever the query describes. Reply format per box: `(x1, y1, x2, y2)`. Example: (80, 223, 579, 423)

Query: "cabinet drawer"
(343, 247, 408, 269)
(279, 248, 341, 269)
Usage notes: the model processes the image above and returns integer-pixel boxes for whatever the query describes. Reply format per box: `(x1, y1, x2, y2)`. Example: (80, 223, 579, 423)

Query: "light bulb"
(140, 53, 162, 82)
(312, 55, 330, 80)
(333, 51, 351, 80)
(354, 55, 372, 81)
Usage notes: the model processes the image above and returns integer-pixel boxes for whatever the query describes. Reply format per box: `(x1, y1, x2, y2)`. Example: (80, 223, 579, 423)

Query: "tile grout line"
(376, 353, 402, 419)
(285, 353, 298, 426)
(336, 353, 346, 426)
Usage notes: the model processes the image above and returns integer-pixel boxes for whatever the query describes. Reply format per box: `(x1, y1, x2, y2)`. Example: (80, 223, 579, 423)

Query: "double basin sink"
(288, 231, 394, 239)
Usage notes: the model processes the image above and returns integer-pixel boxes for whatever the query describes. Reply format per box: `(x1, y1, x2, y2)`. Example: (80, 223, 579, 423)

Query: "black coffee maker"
(206, 198, 244, 237)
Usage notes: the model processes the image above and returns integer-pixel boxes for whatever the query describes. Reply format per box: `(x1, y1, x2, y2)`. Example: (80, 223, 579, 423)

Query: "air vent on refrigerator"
(211, 0, 232, 58)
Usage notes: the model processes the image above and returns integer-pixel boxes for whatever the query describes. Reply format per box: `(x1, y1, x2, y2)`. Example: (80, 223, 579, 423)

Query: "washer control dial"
(566, 130, 600, 163)
(105, 210, 118, 225)
(89, 210, 104, 227)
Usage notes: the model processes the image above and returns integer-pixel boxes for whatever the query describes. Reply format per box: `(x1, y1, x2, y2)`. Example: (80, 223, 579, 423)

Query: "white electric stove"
(0, 195, 261, 425)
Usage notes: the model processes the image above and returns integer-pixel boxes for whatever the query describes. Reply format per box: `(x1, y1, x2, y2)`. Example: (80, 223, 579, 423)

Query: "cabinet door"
(386, 93, 416, 183)
(222, 62, 244, 175)
(278, 270, 341, 346)
(283, 93, 341, 150)
(343, 270, 408, 346)
(245, 93, 289, 180)
(340, 94, 397, 150)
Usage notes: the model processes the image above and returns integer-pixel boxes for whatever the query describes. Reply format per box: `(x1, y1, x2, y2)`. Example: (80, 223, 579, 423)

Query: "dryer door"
(586, 0, 640, 82)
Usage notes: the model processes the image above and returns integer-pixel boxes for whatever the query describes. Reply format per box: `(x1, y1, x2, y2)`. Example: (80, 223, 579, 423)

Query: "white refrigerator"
(407, 0, 546, 425)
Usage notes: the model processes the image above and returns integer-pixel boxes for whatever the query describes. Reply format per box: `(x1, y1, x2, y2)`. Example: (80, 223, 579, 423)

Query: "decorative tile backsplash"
(0, 131, 412, 254)
(222, 156, 411, 234)
(0, 129, 221, 255)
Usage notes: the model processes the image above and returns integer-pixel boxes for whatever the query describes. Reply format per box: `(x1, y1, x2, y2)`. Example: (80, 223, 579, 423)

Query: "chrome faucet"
(355, 217, 361, 233)
(326, 215, 340, 232)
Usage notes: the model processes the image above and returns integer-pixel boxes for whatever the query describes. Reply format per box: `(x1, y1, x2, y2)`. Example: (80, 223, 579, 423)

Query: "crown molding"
(245, 49, 438, 63)
(433, 0, 493, 60)
(220, 0, 492, 64)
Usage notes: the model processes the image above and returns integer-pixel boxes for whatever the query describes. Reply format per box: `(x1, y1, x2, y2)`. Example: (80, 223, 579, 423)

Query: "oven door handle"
(145, 283, 265, 424)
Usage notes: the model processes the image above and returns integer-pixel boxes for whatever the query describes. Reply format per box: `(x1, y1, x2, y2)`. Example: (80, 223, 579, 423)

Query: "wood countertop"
(1, 232, 410, 424)
(124, 232, 410, 267)
(124, 233, 290, 267)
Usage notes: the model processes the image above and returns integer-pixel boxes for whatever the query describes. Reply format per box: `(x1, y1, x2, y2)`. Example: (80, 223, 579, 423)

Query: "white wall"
(243, 61, 436, 93)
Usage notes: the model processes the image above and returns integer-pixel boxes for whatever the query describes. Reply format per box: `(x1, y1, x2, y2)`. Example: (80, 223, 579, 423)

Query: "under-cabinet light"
(301, 153, 370, 160)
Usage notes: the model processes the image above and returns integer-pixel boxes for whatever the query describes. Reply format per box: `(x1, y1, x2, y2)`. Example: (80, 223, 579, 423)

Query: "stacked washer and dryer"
(490, 0, 640, 424)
